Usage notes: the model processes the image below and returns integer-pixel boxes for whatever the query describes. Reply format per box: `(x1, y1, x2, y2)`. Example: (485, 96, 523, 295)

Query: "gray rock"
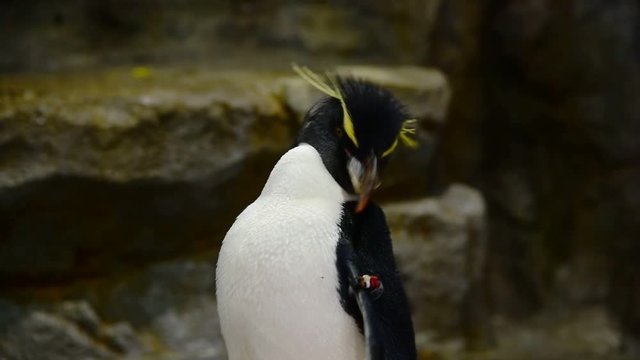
(0, 66, 449, 285)
(267, 5, 367, 53)
(150, 298, 225, 359)
(90, 259, 226, 359)
(384, 184, 488, 343)
(97, 260, 215, 326)
(101, 322, 145, 355)
(0, 70, 296, 187)
(0, 1, 439, 73)
(54, 301, 102, 337)
(0, 301, 113, 360)
(487, 306, 624, 360)
(430, 0, 640, 344)
(0, 258, 225, 360)
(0, 67, 447, 188)
(425, 306, 631, 360)
(553, 254, 610, 305)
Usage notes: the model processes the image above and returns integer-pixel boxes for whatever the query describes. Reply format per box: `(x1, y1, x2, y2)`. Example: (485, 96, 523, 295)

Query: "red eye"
(335, 127, 343, 137)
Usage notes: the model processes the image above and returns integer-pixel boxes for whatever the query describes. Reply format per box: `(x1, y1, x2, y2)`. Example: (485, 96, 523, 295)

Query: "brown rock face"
(429, 0, 640, 351)
(0, 67, 448, 285)
(0, 0, 439, 72)
(385, 184, 489, 349)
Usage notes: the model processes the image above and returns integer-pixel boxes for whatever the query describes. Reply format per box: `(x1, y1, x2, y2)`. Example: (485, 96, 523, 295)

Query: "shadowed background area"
(1, 1, 639, 359)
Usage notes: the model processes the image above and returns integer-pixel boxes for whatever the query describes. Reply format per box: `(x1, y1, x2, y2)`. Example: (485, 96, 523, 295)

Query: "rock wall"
(0, 66, 447, 285)
(386, 185, 489, 349)
(0, 66, 459, 359)
(429, 0, 640, 353)
(2, 0, 639, 358)
(0, 0, 439, 72)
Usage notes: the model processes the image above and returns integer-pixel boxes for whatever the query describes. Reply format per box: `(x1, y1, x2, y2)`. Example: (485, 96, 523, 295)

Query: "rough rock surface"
(0, 1, 441, 73)
(0, 64, 449, 359)
(0, 66, 448, 286)
(1, 185, 630, 360)
(0, 301, 114, 360)
(2, 0, 638, 357)
(0, 258, 225, 360)
(431, 306, 632, 360)
(55, 301, 102, 337)
(91, 259, 225, 359)
(429, 0, 640, 352)
(385, 184, 488, 347)
(0, 67, 447, 187)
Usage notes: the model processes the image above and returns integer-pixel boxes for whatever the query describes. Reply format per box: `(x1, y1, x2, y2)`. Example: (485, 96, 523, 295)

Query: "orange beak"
(348, 154, 379, 214)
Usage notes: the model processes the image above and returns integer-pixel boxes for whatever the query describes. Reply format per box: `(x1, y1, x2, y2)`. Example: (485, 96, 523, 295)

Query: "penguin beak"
(348, 153, 380, 214)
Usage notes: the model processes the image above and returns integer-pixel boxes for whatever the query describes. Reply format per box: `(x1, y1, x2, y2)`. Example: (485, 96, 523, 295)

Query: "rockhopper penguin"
(216, 65, 417, 360)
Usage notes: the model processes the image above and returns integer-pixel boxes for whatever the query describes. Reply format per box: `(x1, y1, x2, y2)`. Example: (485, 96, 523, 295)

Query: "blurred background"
(1, 1, 639, 359)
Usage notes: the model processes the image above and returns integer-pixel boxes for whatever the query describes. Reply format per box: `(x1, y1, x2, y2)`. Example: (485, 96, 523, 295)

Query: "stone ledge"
(0, 66, 449, 284)
(0, 66, 449, 189)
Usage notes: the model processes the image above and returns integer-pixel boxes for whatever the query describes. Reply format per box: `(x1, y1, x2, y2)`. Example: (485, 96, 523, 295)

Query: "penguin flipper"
(345, 247, 385, 360)
(348, 203, 418, 359)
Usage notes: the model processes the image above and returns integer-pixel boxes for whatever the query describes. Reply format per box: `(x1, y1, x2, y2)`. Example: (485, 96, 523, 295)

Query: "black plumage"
(337, 202, 417, 360)
(336, 78, 409, 159)
(296, 77, 410, 191)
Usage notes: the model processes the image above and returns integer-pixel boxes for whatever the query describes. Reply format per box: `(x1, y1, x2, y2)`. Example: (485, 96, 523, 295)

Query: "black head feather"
(295, 76, 410, 194)
(336, 77, 409, 160)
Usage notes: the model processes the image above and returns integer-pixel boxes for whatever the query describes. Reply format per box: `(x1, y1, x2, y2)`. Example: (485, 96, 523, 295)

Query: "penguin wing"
(351, 202, 417, 360)
(342, 241, 385, 360)
(336, 202, 416, 360)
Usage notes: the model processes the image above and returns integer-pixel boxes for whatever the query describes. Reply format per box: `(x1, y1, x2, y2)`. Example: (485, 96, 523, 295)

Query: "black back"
(336, 201, 417, 360)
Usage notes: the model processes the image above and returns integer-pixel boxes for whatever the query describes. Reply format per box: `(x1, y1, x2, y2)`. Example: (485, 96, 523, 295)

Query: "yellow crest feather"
(381, 138, 399, 158)
(399, 119, 419, 148)
(292, 63, 359, 147)
(292, 64, 339, 98)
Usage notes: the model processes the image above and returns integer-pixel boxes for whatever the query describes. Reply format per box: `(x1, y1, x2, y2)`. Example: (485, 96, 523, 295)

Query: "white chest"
(215, 145, 364, 360)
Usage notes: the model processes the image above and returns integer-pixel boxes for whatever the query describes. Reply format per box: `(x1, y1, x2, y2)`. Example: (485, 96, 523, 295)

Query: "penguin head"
(293, 65, 417, 212)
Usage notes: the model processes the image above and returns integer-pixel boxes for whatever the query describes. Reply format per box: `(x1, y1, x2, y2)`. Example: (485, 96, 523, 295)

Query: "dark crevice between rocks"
(0, 149, 280, 293)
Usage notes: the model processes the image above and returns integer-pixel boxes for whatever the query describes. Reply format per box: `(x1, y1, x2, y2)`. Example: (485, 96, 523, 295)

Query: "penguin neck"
(260, 143, 353, 202)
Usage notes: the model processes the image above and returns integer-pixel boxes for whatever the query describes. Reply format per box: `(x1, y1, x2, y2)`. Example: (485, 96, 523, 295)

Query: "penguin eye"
(335, 127, 344, 137)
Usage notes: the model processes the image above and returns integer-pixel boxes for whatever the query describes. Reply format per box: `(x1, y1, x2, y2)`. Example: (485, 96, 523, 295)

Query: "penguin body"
(216, 144, 365, 360)
(216, 66, 417, 359)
